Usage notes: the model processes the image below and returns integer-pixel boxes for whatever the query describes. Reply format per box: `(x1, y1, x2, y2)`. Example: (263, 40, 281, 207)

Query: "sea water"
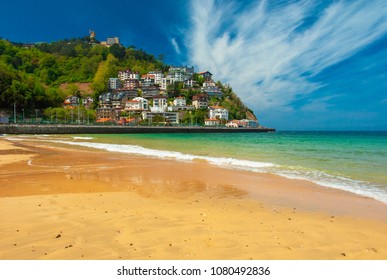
(12, 131, 387, 204)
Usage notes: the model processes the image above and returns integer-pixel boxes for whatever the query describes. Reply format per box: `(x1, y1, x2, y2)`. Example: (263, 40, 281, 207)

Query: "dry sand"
(0, 137, 386, 260)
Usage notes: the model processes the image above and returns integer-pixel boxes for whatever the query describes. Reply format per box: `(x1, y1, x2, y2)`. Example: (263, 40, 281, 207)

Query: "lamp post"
(35, 109, 38, 123)
(22, 109, 25, 123)
(13, 103, 16, 124)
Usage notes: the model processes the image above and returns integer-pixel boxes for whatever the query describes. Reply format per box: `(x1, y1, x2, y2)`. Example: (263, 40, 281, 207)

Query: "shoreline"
(1, 138, 386, 259)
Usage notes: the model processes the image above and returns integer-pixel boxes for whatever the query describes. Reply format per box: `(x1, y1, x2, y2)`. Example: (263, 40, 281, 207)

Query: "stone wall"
(0, 124, 275, 134)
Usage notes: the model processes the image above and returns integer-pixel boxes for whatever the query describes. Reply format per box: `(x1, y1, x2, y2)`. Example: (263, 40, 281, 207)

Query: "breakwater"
(0, 124, 275, 134)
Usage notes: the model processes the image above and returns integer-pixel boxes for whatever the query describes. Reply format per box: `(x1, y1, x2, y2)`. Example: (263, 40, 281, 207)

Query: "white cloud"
(300, 94, 342, 113)
(171, 38, 181, 54)
(186, 0, 387, 114)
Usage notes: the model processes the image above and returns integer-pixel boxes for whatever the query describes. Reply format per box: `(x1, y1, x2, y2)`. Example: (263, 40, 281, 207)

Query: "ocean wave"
(51, 140, 275, 170)
(272, 166, 387, 204)
(49, 140, 387, 205)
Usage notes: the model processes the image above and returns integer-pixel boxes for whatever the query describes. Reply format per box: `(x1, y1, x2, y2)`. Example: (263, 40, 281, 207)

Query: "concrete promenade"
(0, 124, 276, 134)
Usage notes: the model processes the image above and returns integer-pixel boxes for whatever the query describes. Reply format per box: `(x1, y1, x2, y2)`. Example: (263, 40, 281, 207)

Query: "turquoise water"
(9, 131, 387, 203)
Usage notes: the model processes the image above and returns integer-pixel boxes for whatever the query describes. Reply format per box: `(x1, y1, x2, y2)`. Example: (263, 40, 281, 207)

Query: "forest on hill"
(0, 37, 165, 110)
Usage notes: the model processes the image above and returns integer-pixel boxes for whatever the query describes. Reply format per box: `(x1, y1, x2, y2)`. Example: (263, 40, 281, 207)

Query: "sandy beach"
(0, 137, 386, 260)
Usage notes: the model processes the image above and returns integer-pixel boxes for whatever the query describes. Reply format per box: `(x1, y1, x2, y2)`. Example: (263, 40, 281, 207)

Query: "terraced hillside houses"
(93, 66, 258, 127)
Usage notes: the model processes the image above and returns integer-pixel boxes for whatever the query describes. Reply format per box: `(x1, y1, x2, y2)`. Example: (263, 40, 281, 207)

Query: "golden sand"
(0, 137, 386, 260)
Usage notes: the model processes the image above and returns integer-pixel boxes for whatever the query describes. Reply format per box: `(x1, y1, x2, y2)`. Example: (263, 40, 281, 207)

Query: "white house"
(141, 74, 156, 87)
(125, 97, 148, 111)
(192, 94, 209, 109)
(142, 111, 180, 124)
(226, 119, 259, 128)
(205, 118, 221, 126)
(184, 79, 196, 88)
(118, 70, 140, 81)
(203, 80, 216, 87)
(160, 77, 173, 90)
(173, 96, 186, 107)
(209, 106, 229, 120)
(149, 71, 164, 85)
(167, 96, 194, 112)
(150, 96, 168, 113)
(167, 66, 194, 82)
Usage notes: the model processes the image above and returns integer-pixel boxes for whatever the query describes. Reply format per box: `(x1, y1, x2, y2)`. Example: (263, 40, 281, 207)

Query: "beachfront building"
(142, 111, 180, 124)
(226, 119, 259, 128)
(209, 106, 229, 120)
(96, 107, 116, 121)
(192, 94, 209, 109)
(204, 118, 221, 126)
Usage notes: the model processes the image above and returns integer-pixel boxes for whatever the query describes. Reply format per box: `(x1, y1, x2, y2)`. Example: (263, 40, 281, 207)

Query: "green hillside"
(0, 36, 256, 122)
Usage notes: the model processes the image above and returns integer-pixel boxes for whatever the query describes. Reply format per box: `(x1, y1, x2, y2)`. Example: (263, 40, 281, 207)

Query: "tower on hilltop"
(89, 30, 96, 39)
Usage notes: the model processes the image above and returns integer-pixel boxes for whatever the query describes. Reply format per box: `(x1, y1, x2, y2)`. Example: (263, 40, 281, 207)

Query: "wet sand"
(0, 137, 386, 260)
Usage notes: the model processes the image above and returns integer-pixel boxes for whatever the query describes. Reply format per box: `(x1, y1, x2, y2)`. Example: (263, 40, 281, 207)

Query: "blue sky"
(1, 0, 386, 130)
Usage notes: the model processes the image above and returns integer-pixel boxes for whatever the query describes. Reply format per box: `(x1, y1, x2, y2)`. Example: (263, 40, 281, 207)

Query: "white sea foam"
(273, 167, 387, 204)
(47, 139, 387, 205)
(73, 136, 94, 140)
(51, 140, 275, 170)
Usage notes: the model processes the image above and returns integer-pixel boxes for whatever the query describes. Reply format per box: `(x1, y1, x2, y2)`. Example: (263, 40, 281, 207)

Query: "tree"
(167, 81, 183, 98)
(109, 44, 126, 60)
(157, 54, 165, 62)
(92, 54, 118, 95)
(66, 84, 81, 97)
(152, 114, 165, 124)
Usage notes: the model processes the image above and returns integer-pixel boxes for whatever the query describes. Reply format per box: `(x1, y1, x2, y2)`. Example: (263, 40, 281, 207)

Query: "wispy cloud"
(300, 94, 342, 113)
(171, 38, 181, 54)
(186, 0, 387, 114)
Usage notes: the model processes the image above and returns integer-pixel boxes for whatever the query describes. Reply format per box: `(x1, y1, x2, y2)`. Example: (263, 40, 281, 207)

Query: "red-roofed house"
(197, 71, 213, 81)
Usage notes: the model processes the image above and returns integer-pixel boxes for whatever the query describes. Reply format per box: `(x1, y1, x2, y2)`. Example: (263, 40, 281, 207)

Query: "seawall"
(0, 124, 276, 134)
